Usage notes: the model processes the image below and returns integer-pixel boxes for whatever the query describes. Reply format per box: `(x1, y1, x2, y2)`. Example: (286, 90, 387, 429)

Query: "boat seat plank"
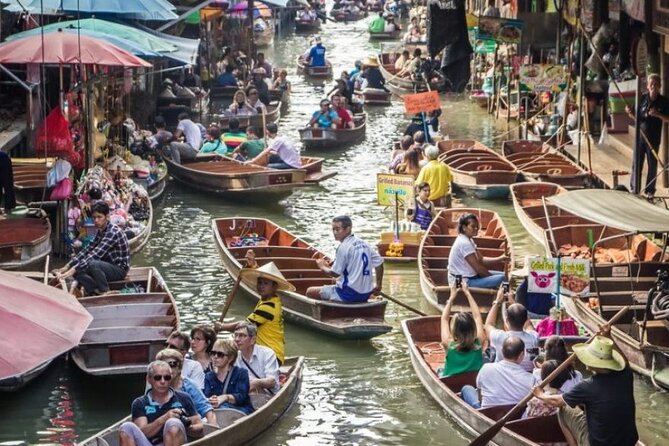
(86, 303, 175, 318)
(88, 315, 177, 329)
(81, 326, 175, 345)
(79, 293, 170, 307)
(229, 246, 317, 259)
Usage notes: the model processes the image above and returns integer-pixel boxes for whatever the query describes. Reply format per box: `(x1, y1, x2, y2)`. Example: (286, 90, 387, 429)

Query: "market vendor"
(54, 201, 130, 296)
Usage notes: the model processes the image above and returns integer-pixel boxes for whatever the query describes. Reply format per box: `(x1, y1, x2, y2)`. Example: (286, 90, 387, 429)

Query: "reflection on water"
(2, 13, 669, 446)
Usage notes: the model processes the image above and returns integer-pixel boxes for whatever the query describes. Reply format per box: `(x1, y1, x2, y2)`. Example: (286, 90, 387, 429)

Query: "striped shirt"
(247, 296, 284, 363)
(222, 131, 247, 150)
(72, 222, 129, 273)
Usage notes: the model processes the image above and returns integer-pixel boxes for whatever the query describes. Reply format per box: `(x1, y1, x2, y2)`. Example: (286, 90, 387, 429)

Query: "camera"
(179, 409, 192, 428)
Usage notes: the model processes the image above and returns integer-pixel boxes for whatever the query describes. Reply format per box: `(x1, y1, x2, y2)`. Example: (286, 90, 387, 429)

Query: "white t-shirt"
(384, 22, 396, 32)
(331, 234, 383, 300)
(448, 233, 478, 278)
(533, 368, 583, 393)
(268, 136, 301, 168)
(182, 358, 205, 390)
(177, 118, 203, 150)
(235, 344, 280, 393)
(489, 328, 540, 372)
(477, 360, 535, 408)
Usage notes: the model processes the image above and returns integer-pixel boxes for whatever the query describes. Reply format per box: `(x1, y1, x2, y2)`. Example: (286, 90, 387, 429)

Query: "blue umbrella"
(3, 0, 177, 21)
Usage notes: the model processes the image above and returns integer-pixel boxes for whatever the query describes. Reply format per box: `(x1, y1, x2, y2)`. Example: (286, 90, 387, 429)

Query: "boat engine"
(650, 270, 669, 320)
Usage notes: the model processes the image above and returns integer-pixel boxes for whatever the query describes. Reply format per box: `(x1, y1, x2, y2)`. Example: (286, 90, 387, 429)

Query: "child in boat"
(523, 359, 568, 419)
(406, 182, 434, 230)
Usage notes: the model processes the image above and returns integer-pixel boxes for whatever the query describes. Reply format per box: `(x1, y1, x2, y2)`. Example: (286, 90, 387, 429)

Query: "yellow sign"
(377, 173, 415, 206)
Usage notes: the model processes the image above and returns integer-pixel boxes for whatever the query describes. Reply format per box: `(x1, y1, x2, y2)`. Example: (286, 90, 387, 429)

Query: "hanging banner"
(376, 174, 415, 206)
(519, 64, 568, 92)
(476, 17, 523, 44)
(527, 257, 591, 297)
(403, 91, 441, 115)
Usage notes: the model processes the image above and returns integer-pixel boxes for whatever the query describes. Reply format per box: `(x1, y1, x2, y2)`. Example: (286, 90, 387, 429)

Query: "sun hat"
(363, 56, 379, 68)
(571, 336, 625, 371)
(239, 262, 296, 292)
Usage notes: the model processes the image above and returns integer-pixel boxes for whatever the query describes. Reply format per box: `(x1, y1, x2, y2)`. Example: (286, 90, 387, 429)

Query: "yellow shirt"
(415, 159, 453, 201)
(247, 296, 285, 363)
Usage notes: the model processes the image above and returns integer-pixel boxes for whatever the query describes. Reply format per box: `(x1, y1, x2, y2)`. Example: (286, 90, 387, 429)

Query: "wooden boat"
(134, 165, 168, 202)
(165, 156, 336, 200)
(11, 159, 51, 204)
(0, 358, 53, 392)
(0, 215, 52, 270)
(298, 113, 367, 150)
(360, 87, 392, 106)
(212, 217, 392, 339)
(377, 52, 445, 96)
(77, 356, 304, 446)
(330, 8, 368, 21)
(437, 140, 518, 199)
(369, 29, 402, 41)
(502, 140, 591, 189)
(296, 55, 333, 79)
(469, 90, 489, 108)
(211, 101, 281, 137)
(69, 266, 180, 376)
(418, 208, 512, 313)
(269, 88, 290, 114)
(295, 18, 321, 32)
(254, 25, 274, 47)
(403, 316, 567, 445)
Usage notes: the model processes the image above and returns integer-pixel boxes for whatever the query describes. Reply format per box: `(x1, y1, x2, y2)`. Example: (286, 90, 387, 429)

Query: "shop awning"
(136, 25, 201, 66)
(547, 189, 669, 233)
(3, 0, 178, 21)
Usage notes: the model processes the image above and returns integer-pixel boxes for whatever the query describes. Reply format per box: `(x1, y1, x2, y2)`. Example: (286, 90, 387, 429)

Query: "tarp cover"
(547, 189, 669, 233)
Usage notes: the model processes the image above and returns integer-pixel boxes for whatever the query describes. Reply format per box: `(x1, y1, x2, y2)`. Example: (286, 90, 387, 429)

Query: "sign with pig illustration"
(527, 256, 590, 297)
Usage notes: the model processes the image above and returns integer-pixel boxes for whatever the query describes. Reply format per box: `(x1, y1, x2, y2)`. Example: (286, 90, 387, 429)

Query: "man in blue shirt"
(216, 64, 238, 87)
(308, 99, 339, 128)
(306, 36, 326, 67)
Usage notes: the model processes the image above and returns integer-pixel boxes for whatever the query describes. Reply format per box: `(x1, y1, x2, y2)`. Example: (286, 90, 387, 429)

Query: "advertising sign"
(527, 256, 591, 297)
(476, 17, 523, 44)
(376, 173, 415, 206)
(403, 91, 441, 115)
(519, 64, 568, 92)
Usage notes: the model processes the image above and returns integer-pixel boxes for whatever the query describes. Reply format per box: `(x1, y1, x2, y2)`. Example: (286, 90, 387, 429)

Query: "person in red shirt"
(331, 94, 354, 129)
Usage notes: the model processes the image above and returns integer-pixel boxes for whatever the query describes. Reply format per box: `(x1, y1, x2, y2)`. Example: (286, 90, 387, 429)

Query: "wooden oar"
(468, 305, 630, 446)
(43, 255, 50, 285)
(219, 274, 244, 322)
(379, 291, 427, 316)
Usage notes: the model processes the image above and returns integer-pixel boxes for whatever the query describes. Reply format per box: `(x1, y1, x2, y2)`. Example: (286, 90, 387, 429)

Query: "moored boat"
(437, 140, 518, 199)
(330, 8, 368, 21)
(165, 156, 335, 200)
(0, 213, 52, 270)
(403, 316, 567, 445)
(298, 113, 367, 150)
(210, 102, 281, 137)
(502, 140, 591, 189)
(295, 18, 321, 32)
(377, 52, 445, 96)
(360, 87, 392, 106)
(77, 356, 304, 446)
(296, 55, 333, 78)
(418, 208, 512, 313)
(212, 217, 392, 339)
(369, 29, 402, 41)
(0, 359, 53, 392)
(69, 266, 180, 376)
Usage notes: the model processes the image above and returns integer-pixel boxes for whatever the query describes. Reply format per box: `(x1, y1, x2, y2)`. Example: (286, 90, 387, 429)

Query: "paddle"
(219, 274, 244, 322)
(379, 291, 427, 316)
(468, 305, 630, 446)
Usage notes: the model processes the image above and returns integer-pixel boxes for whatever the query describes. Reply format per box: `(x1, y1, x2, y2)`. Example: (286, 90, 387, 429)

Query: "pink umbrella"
(0, 29, 151, 67)
(0, 270, 93, 380)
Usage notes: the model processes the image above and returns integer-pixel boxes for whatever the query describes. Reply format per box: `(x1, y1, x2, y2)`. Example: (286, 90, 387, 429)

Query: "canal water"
(2, 13, 669, 446)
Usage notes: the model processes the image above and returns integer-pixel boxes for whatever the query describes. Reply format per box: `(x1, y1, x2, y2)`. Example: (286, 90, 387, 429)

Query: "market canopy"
(3, 0, 178, 21)
(137, 25, 201, 66)
(0, 30, 152, 67)
(547, 189, 669, 233)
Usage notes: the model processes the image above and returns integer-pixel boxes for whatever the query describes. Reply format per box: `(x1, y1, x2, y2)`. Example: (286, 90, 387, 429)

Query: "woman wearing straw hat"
(216, 262, 294, 365)
(360, 56, 386, 91)
(531, 329, 638, 446)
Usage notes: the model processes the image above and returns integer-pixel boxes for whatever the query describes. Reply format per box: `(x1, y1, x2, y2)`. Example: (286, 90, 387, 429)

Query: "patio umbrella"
(0, 270, 93, 380)
(0, 30, 151, 67)
(228, 2, 271, 18)
(3, 0, 177, 21)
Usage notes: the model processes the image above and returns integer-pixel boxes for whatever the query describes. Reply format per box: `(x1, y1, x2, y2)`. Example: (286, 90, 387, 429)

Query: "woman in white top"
(447, 213, 507, 288)
(228, 90, 257, 115)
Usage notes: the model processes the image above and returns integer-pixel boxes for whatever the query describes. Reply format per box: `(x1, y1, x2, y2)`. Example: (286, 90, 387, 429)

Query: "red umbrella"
(0, 30, 151, 67)
(0, 270, 93, 380)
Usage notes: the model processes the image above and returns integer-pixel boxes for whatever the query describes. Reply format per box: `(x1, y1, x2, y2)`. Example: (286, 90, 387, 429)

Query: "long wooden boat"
(330, 8, 368, 21)
(69, 266, 180, 376)
(210, 101, 281, 137)
(403, 316, 567, 445)
(298, 113, 367, 150)
(165, 156, 335, 200)
(360, 87, 392, 106)
(369, 29, 402, 41)
(437, 140, 518, 199)
(418, 208, 512, 313)
(0, 215, 52, 270)
(296, 55, 333, 79)
(212, 217, 392, 339)
(0, 358, 53, 392)
(77, 356, 304, 446)
(210, 88, 288, 115)
(502, 140, 591, 189)
(377, 52, 445, 96)
(295, 18, 321, 32)
(254, 25, 274, 48)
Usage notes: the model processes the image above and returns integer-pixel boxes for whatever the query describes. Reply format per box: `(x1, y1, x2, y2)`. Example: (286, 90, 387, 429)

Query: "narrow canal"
(2, 13, 669, 446)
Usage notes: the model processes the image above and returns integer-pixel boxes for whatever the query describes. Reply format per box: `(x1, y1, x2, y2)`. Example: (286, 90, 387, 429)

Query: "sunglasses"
(164, 342, 184, 351)
(211, 351, 228, 358)
(153, 374, 171, 382)
(166, 360, 181, 368)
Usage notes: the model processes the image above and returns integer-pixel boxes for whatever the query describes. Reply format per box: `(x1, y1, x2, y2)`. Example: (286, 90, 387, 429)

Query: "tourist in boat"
(327, 77, 354, 107)
(248, 70, 271, 106)
(181, 65, 202, 89)
(215, 262, 290, 364)
(309, 99, 339, 129)
(272, 69, 291, 93)
(406, 16, 418, 35)
(415, 144, 453, 207)
(189, 324, 217, 374)
(439, 285, 485, 377)
(247, 123, 301, 170)
(368, 11, 386, 33)
(484, 287, 539, 371)
(151, 116, 173, 152)
(299, 7, 317, 20)
(384, 14, 398, 32)
(461, 336, 534, 409)
(204, 339, 254, 415)
(406, 182, 435, 230)
(482, 0, 500, 17)
(331, 95, 354, 129)
(447, 213, 508, 290)
(165, 331, 205, 390)
(216, 64, 239, 87)
(404, 115, 435, 144)
(222, 118, 248, 151)
(165, 112, 203, 164)
(523, 359, 567, 419)
(54, 202, 129, 296)
(156, 349, 217, 425)
(118, 360, 203, 446)
(246, 88, 268, 115)
(533, 336, 582, 392)
(532, 329, 638, 446)
(233, 322, 281, 400)
(389, 135, 413, 172)
(227, 90, 257, 116)
(306, 215, 384, 303)
(255, 52, 273, 80)
(394, 50, 410, 70)
(360, 57, 386, 91)
(396, 147, 422, 178)
(306, 36, 326, 67)
(198, 125, 229, 157)
(232, 126, 266, 162)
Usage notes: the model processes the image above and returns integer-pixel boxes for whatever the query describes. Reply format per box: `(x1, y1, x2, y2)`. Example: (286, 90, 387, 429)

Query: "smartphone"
(502, 282, 510, 294)
(455, 275, 462, 289)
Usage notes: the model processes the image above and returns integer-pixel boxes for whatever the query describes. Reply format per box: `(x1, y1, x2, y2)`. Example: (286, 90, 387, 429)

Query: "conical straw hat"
(239, 262, 296, 292)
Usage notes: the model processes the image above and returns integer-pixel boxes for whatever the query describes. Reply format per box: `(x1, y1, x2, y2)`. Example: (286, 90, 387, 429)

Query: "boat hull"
(0, 359, 53, 392)
(369, 30, 402, 40)
(0, 216, 52, 270)
(295, 19, 321, 32)
(296, 56, 333, 78)
(299, 114, 367, 150)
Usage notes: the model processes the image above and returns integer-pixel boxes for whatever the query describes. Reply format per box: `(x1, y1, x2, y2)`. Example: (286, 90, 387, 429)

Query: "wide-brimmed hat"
(572, 336, 625, 371)
(239, 262, 296, 292)
(363, 56, 379, 68)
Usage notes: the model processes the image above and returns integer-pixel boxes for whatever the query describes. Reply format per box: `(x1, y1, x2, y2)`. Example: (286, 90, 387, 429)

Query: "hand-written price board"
(527, 256, 590, 297)
(377, 173, 415, 206)
(403, 91, 440, 115)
